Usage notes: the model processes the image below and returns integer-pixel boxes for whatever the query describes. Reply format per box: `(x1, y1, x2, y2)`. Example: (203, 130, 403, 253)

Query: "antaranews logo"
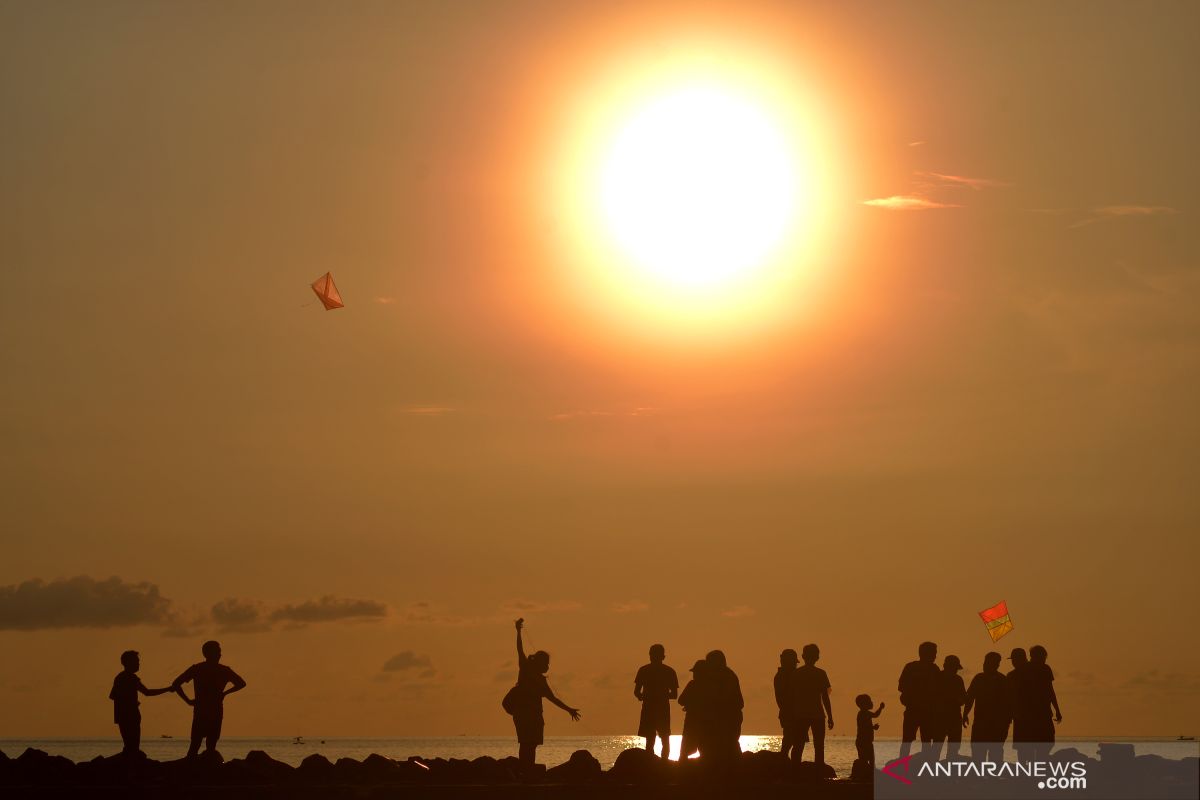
(881, 757, 1088, 791)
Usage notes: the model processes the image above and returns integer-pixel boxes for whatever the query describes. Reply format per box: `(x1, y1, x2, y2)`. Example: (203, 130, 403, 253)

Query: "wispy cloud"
(382, 651, 436, 678)
(916, 171, 1012, 191)
(863, 195, 962, 211)
(550, 407, 658, 421)
(612, 600, 649, 614)
(399, 405, 453, 416)
(720, 605, 756, 619)
(908, 140, 926, 147)
(502, 599, 582, 614)
(211, 597, 272, 633)
(375, 296, 397, 305)
(1069, 205, 1177, 228)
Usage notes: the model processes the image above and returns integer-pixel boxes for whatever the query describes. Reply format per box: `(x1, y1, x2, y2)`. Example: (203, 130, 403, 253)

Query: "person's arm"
(172, 666, 196, 705)
(963, 682, 975, 726)
(822, 686, 833, 729)
(223, 669, 247, 698)
(546, 689, 581, 721)
(514, 619, 526, 664)
(633, 668, 644, 701)
(668, 670, 678, 700)
(138, 679, 172, 697)
(872, 702, 885, 719)
(1049, 685, 1062, 723)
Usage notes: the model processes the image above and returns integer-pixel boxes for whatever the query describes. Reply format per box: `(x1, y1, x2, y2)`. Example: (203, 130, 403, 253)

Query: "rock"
(241, 750, 293, 783)
(792, 760, 837, 781)
(546, 749, 602, 784)
(1099, 742, 1136, 763)
(297, 753, 335, 783)
(466, 755, 517, 783)
(13, 748, 75, 784)
(738, 749, 788, 784)
(607, 747, 670, 785)
(849, 758, 874, 782)
(331, 757, 364, 784)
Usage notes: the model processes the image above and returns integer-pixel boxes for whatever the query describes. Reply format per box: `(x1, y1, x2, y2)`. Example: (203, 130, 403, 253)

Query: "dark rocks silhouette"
(545, 749, 602, 784)
(607, 747, 673, 785)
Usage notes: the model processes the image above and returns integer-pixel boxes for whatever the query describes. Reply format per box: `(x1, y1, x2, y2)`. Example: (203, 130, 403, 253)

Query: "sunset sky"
(2, 1, 1197, 739)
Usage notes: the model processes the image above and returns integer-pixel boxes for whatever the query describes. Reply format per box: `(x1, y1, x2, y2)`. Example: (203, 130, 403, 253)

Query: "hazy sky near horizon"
(2, 1, 1198, 739)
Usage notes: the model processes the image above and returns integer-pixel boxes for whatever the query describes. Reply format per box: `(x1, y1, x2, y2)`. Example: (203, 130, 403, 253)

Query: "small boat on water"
(1178, 736, 1196, 741)
(293, 736, 304, 745)
(160, 735, 173, 739)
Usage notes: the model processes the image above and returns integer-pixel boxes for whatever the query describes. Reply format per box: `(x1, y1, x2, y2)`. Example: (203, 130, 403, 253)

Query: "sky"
(1, 1, 1198, 739)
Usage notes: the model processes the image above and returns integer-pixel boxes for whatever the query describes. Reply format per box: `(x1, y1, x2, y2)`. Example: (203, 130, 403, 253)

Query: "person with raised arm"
(505, 618, 581, 773)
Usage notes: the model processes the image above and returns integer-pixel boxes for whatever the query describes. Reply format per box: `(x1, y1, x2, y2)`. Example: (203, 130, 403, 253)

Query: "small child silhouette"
(634, 644, 678, 758)
(109, 650, 171, 757)
(855, 694, 885, 768)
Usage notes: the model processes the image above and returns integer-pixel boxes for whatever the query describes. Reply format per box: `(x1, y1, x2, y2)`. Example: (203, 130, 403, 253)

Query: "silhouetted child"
(172, 640, 247, 757)
(634, 643, 678, 758)
(854, 694, 885, 768)
(109, 650, 171, 756)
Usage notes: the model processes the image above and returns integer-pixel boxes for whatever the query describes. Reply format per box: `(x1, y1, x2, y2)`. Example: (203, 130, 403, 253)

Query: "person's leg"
(205, 712, 222, 753)
(519, 744, 536, 766)
(187, 713, 203, 757)
(947, 721, 962, 760)
(813, 719, 826, 765)
(795, 721, 809, 762)
(118, 719, 138, 755)
(900, 708, 917, 758)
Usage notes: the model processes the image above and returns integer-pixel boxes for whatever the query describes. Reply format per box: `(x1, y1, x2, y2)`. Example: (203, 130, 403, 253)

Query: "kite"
(979, 600, 1013, 643)
(310, 272, 344, 310)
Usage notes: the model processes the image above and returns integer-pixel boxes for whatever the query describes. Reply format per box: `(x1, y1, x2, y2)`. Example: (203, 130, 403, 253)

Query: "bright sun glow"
(599, 85, 800, 290)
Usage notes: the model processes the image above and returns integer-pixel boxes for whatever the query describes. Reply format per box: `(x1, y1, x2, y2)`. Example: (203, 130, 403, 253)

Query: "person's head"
(690, 659, 707, 679)
(120, 650, 140, 672)
(801, 644, 820, 665)
(705, 650, 727, 669)
(943, 655, 962, 673)
(855, 693, 873, 711)
(1029, 645, 1048, 664)
(983, 652, 1002, 672)
(531, 650, 550, 674)
(780, 649, 799, 668)
(918, 641, 937, 662)
(649, 644, 665, 663)
(202, 640, 222, 662)
(1009, 648, 1028, 667)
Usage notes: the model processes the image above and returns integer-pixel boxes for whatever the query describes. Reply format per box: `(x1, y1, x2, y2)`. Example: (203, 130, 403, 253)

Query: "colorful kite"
(311, 272, 344, 310)
(979, 601, 1013, 643)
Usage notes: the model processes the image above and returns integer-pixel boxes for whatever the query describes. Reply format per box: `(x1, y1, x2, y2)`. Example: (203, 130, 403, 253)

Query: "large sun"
(598, 84, 800, 291)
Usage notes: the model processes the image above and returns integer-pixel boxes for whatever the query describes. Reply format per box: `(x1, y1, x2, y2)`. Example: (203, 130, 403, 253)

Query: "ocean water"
(2, 736, 1195, 774)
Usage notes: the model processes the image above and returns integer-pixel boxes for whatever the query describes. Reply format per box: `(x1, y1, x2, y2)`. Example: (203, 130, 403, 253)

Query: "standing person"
(703, 650, 744, 761)
(963, 652, 1011, 762)
(897, 641, 939, 758)
(854, 694, 885, 769)
(774, 649, 801, 759)
(792, 644, 834, 765)
(109, 650, 171, 757)
(678, 659, 710, 759)
(1026, 645, 1062, 760)
(506, 619, 581, 773)
(930, 655, 966, 761)
(1007, 648, 1032, 762)
(633, 643, 678, 758)
(172, 641, 247, 758)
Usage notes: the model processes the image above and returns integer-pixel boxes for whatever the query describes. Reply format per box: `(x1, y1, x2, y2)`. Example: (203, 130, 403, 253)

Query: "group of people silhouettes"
(503, 624, 1062, 772)
(899, 641, 1063, 764)
(109, 641, 246, 758)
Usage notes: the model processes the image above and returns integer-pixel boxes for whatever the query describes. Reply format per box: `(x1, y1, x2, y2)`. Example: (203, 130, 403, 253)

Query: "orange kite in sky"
(311, 272, 344, 310)
(979, 601, 1014, 643)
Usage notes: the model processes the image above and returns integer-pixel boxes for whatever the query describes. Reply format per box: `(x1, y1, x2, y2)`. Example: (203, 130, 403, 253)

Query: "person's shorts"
(191, 709, 223, 742)
(795, 715, 825, 743)
(638, 701, 671, 738)
(513, 712, 545, 746)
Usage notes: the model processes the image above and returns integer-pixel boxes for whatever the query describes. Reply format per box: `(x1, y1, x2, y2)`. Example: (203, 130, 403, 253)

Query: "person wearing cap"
(930, 655, 967, 761)
(678, 659, 710, 759)
(897, 641, 939, 758)
(774, 649, 801, 759)
(963, 651, 1011, 762)
(1006, 647, 1033, 761)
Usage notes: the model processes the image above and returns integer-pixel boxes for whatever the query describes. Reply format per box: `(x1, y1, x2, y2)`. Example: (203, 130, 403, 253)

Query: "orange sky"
(1, 1, 1198, 738)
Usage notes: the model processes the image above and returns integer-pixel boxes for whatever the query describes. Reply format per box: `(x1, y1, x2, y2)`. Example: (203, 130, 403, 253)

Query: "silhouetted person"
(704, 650, 744, 761)
(1027, 645, 1061, 759)
(634, 644, 678, 758)
(1007, 647, 1032, 761)
(792, 644, 834, 765)
(854, 694, 885, 769)
(678, 659, 710, 759)
(109, 650, 171, 757)
(963, 651, 1011, 762)
(172, 640, 246, 757)
(930, 655, 966, 761)
(509, 619, 580, 772)
(774, 649, 801, 759)
(898, 641, 939, 757)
